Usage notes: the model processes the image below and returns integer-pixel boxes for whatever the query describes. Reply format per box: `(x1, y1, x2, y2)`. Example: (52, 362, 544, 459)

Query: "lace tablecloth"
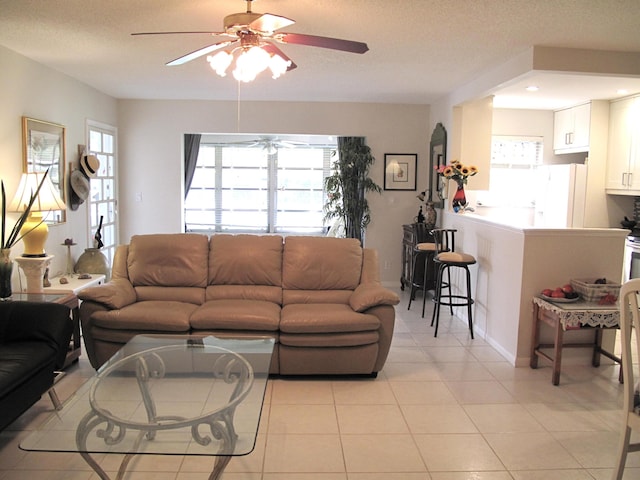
(533, 296, 619, 330)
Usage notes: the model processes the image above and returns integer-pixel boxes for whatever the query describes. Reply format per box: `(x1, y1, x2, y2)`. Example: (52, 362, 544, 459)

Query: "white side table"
(44, 274, 106, 367)
(45, 274, 106, 294)
(15, 255, 54, 293)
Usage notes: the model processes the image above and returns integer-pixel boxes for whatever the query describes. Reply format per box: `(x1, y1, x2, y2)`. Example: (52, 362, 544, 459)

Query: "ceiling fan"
(132, 0, 369, 81)
(227, 136, 308, 153)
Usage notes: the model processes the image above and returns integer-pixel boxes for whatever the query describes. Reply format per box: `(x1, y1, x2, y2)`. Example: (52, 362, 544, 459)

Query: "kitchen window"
(184, 136, 335, 234)
(476, 135, 543, 208)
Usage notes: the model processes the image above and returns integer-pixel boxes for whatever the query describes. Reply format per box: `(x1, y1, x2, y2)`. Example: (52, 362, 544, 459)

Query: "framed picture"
(384, 153, 417, 191)
(22, 117, 66, 224)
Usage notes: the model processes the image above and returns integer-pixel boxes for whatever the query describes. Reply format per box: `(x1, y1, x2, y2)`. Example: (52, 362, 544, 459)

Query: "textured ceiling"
(1, 0, 640, 107)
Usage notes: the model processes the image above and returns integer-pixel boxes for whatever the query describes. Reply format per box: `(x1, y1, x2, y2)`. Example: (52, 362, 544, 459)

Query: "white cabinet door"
(572, 103, 591, 151)
(553, 107, 573, 151)
(606, 97, 637, 191)
(628, 98, 640, 190)
(554, 103, 591, 154)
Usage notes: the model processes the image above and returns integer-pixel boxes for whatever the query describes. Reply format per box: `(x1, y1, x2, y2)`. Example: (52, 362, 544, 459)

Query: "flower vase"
(452, 183, 467, 212)
(75, 248, 110, 280)
(0, 248, 13, 300)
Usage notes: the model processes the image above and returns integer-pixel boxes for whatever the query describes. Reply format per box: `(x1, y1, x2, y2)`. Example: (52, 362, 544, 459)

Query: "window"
(476, 135, 543, 208)
(184, 136, 334, 234)
(87, 121, 118, 267)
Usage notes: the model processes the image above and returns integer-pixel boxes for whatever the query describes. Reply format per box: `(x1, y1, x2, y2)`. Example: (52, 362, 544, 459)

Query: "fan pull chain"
(236, 79, 241, 132)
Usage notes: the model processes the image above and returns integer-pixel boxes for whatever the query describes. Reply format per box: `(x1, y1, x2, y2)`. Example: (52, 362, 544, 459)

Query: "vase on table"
(75, 248, 110, 280)
(0, 248, 13, 300)
(452, 182, 467, 212)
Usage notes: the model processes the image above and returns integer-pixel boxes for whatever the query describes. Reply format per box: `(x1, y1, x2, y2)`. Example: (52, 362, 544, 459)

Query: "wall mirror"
(22, 117, 66, 224)
(429, 123, 447, 209)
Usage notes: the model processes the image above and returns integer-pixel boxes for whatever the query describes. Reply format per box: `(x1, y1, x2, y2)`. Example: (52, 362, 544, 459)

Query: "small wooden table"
(530, 296, 621, 385)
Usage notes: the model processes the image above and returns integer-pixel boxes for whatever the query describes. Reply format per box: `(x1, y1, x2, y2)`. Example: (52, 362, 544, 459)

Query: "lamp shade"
(8, 172, 66, 213)
(8, 172, 66, 257)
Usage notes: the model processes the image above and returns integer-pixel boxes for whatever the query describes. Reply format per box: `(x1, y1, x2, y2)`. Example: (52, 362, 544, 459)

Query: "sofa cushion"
(283, 236, 362, 290)
(279, 331, 379, 348)
(91, 301, 195, 331)
(283, 289, 352, 306)
(209, 234, 283, 287)
(190, 300, 281, 331)
(128, 234, 209, 288)
(0, 342, 55, 398)
(135, 286, 205, 305)
(206, 285, 282, 304)
(280, 304, 380, 334)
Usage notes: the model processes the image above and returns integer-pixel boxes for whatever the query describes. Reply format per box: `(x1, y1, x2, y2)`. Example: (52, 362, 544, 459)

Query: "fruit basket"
(570, 278, 621, 303)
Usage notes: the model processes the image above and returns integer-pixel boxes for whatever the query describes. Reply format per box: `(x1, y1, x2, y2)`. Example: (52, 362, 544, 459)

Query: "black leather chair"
(0, 301, 72, 431)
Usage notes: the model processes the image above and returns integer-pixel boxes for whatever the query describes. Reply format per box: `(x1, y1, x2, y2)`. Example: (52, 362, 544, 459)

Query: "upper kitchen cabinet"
(553, 102, 591, 154)
(606, 95, 640, 194)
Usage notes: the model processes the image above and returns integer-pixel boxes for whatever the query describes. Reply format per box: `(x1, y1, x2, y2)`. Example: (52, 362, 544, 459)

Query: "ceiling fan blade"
(166, 40, 236, 66)
(261, 43, 297, 71)
(249, 13, 295, 33)
(275, 33, 368, 54)
(132, 31, 228, 36)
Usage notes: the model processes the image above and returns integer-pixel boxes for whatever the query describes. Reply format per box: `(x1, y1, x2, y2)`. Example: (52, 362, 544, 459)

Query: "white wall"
(117, 99, 430, 283)
(0, 45, 117, 282)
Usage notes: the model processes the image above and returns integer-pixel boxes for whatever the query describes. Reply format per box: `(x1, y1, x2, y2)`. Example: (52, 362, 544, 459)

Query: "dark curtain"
(184, 134, 201, 200)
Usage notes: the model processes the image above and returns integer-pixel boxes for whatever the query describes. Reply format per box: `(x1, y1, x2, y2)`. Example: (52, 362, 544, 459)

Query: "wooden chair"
(612, 278, 640, 479)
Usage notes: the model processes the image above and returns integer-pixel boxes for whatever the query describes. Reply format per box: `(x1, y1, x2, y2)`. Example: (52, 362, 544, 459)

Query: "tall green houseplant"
(324, 137, 381, 245)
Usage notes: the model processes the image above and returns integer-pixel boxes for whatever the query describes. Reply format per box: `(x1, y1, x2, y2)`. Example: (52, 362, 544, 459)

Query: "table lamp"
(9, 172, 66, 257)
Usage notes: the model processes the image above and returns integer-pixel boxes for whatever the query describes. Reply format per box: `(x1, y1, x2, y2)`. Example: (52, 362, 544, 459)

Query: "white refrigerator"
(534, 163, 587, 228)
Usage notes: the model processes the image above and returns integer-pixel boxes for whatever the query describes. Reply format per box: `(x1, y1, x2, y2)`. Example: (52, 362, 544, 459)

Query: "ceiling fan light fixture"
(231, 46, 273, 82)
(207, 51, 233, 76)
(269, 53, 291, 79)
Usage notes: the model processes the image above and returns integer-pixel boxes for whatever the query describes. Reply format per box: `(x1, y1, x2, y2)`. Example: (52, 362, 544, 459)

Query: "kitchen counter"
(440, 210, 628, 366)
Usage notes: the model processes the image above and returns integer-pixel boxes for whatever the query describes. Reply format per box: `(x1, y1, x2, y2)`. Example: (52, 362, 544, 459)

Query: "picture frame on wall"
(22, 116, 66, 224)
(384, 153, 417, 191)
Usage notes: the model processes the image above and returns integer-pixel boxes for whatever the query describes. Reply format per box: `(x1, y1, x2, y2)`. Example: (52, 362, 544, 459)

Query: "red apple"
(541, 288, 553, 296)
(551, 289, 565, 298)
(561, 284, 574, 294)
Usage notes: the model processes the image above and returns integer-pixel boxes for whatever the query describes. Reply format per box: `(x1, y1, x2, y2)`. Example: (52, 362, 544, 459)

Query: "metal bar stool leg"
(464, 265, 474, 339)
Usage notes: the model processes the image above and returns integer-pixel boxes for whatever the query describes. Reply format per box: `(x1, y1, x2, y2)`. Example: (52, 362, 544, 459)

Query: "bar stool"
(430, 228, 476, 338)
(407, 242, 437, 317)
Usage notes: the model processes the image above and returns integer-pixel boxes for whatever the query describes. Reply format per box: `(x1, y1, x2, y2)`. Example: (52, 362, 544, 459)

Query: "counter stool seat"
(430, 229, 476, 338)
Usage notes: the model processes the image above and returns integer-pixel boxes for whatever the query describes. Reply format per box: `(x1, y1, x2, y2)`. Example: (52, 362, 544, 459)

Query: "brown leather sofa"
(78, 233, 399, 376)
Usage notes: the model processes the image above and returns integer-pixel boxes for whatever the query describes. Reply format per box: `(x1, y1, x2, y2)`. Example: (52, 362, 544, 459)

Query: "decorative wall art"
(383, 153, 417, 191)
(22, 117, 66, 223)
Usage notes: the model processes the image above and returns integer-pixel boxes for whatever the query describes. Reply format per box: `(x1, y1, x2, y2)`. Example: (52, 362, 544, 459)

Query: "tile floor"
(1, 286, 640, 479)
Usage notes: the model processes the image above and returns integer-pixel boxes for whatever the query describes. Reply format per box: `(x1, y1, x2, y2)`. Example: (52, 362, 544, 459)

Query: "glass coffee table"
(21, 334, 275, 480)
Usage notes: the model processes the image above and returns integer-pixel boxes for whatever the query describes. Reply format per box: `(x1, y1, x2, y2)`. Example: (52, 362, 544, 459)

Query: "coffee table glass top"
(21, 334, 275, 457)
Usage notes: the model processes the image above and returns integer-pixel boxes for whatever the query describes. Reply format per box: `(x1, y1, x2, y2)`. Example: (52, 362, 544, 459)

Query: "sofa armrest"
(78, 278, 136, 309)
(0, 302, 73, 370)
(349, 284, 400, 313)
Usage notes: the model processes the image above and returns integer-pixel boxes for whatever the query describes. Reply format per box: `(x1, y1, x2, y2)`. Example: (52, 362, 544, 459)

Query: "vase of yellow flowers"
(436, 160, 478, 213)
(1, 169, 50, 299)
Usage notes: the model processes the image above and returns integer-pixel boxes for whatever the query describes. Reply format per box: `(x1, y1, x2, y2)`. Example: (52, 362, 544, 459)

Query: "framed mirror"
(429, 123, 447, 209)
(22, 117, 66, 224)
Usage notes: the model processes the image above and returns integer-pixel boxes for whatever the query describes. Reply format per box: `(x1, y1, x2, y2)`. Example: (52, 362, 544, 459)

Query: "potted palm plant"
(1, 169, 50, 299)
(323, 137, 381, 245)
